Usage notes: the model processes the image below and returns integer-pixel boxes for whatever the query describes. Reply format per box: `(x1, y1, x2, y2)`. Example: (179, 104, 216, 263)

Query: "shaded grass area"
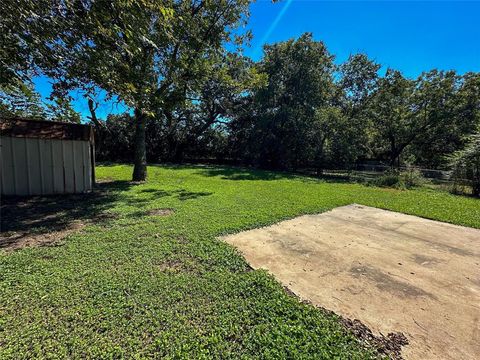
(0, 164, 478, 359)
(1, 181, 131, 233)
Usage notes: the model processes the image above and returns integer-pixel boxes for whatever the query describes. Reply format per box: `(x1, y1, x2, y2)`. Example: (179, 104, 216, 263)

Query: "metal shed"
(1, 118, 95, 196)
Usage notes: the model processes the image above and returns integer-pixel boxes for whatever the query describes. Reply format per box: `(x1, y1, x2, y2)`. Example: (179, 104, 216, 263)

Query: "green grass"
(1, 164, 478, 359)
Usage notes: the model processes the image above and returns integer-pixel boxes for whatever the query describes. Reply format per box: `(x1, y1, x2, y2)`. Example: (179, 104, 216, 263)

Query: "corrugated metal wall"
(1, 136, 93, 196)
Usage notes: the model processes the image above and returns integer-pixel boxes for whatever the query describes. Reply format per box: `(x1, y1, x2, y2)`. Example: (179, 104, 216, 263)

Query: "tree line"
(1, 1, 479, 191)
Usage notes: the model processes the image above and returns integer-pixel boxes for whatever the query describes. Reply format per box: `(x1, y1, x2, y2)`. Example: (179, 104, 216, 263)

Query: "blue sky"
(245, 0, 480, 76)
(35, 0, 480, 119)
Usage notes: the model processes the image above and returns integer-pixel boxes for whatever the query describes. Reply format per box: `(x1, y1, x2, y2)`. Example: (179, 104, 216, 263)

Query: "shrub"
(448, 130, 480, 197)
(373, 169, 402, 188)
(400, 168, 426, 188)
(371, 167, 426, 189)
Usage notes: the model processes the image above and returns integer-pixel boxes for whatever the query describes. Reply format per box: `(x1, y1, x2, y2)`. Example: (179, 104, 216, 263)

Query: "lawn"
(1, 164, 479, 359)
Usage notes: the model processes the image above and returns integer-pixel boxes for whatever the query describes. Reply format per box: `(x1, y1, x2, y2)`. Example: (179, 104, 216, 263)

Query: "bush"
(400, 168, 426, 188)
(371, 168, 426, 189)
(373, 169, 402, 188)
(448, 130, 480, 197)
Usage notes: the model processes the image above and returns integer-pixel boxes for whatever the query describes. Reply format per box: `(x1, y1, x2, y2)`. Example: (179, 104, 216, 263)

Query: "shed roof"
(0, 118, 93, 141)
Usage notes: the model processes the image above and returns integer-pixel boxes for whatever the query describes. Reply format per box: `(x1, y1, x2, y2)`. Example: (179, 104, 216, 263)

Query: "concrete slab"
(221, 204, 480, 360)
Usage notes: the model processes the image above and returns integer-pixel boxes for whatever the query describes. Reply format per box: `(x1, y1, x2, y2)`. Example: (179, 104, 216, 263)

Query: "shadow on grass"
(0, 181, 134, 249)
(0, 179, 216, 250)
(195, 165, 355, 184)
(138, 188, 213, 201)
(194, 166, 298, 181)
(98, 162, 352, 185)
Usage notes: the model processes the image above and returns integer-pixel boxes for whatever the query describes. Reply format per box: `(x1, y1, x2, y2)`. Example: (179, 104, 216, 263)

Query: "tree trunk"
(174, 142, 186, 163)
(87, 98, 104, 160)
(473, 162, 480, 197)
(132, 109, 147, 181)
(389, 135, 398, 168)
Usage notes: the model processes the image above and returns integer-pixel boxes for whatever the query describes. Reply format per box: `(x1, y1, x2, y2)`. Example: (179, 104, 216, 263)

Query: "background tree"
(241, 33, 337, 169)
(411, 71, 480, 168)
(338, 53, 381, 162)
(449, 128, 480, 196)
(0, 79, 80, 122)
(0, 80, 46, 119)
(406, 70, 460, 168)
(153, 53, 263, 162)
(368, 69, 417, 166)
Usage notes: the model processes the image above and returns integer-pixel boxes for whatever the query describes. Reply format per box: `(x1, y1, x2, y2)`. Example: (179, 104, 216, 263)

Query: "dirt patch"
(221, 204, 480, 360)
(1, 221, 85, 252)
(156, 259, 184, 273)
(1, 181, 130, 252)
(148, 208, 175, 217)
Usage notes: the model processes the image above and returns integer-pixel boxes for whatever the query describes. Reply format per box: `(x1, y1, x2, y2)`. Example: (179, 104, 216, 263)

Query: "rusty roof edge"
(0, 117, 94, 142)
(0, 116, 93, 128)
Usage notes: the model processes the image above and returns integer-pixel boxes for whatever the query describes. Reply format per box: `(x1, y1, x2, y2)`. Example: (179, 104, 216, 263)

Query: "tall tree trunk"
(389, 136, 398, 168)
(87, 98, 104, 159)
(132, 109, 147, 181)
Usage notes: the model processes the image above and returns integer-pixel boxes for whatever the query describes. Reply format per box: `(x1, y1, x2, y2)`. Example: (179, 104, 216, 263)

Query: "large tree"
(337, 53, 381, 162)
(4, 0, 252, 180)
(408, 71, 480, 168)
(367, 69, 480, 168)
(245, 33, 337, 169)
(368, 69, 418, 166)
(155, 53, 264, 162)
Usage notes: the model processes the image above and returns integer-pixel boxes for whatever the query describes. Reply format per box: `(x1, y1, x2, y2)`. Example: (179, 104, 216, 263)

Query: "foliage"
(0, 0, 62, 85)
(370, 168, 426, 189)
(152, 53, 263, 162)
(225, 35, 479, 173)
(366, 69, 480, 168)
(96, 113, 136, 161)
(336, 54, 381, 162)
(0, 79, 80, 122)
(371, 169, 403, 188)
(448, 130, 480, 196)
(1, 164, 479, 358)
(367, 69, 417, 166)
(87, 39, 480, 172)
(406, 71, 479, 168)
(94, 112, 229, 163)
(339, 54, 380, 107)
(400, 168, 426, 188)
(0, 80, 46, 119)
(229, 34, 351, 170)
(3, 0, 254, 180)
(45, 95, 81, 123)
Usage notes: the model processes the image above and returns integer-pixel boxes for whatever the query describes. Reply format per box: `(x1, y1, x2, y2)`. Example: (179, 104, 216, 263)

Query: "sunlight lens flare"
(255, 0, 294, 56)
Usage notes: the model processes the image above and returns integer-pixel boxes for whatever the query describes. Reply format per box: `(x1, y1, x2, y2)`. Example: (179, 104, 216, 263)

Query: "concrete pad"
(221, 204, 480, 360)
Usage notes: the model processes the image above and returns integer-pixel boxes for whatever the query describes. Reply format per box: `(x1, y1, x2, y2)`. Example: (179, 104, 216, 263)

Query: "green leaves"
(448, 129, 480, 196)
